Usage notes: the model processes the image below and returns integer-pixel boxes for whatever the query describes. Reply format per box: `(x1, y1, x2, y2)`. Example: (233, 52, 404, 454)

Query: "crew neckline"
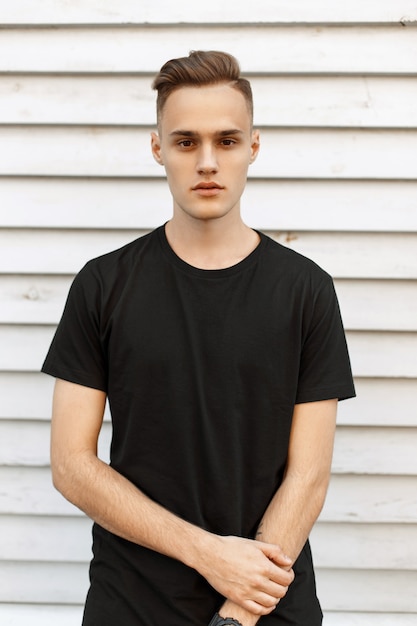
(157, 224, 267, 279)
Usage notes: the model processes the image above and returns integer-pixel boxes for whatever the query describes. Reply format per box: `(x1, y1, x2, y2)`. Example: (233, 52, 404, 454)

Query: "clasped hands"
(200, 535, 294, 623)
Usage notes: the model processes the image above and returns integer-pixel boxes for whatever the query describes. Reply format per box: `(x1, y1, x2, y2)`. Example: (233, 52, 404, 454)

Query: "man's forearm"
(53, 450, 213, 569)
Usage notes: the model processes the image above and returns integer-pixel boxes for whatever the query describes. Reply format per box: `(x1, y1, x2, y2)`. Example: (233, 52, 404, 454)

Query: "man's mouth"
(193, 182, 223, 190)
(192, 182, 224, 197)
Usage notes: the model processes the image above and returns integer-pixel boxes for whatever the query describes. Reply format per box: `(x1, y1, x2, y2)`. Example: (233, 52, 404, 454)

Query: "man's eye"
(221, 139, 236, 146)
(178, 140, 193, 148)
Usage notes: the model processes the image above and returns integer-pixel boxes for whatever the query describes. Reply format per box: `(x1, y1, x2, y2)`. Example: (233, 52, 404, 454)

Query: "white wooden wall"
(1, 2, 417, 624)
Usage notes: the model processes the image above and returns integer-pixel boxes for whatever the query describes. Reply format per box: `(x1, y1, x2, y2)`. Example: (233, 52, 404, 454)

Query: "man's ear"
(249, 129, 260, 164)
(151, 131, 164, 165)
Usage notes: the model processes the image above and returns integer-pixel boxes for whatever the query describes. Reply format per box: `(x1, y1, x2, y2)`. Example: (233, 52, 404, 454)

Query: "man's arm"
(218, 398, 337, 625)
(50, 378, 293, 613)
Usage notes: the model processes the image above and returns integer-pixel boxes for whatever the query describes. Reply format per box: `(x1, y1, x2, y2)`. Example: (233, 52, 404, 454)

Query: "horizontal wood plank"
(324, 614, 417, 626)
(1, 27, 417, 74)
(2, 178, 417, 233)
(2, 515, 416, 571)
(0, 562, 88, 604)
(345, 331, 417, 377)
(2, 275, 416, 331)
(320, 474, 417, 524)
(2, 75, 417, 129)
(2, 127, 417, 180)
(335, 280, 417, 331)
(1, 1, 417, 25)
(316, 569, 417, 612)
(0, 604, 83, 626)
(2, 229, 417, 279)
(332, 427, 417, 475)
(311, 522, 417, 570)
(336, 378, 417, 427)
(2, 468, 417, 522)
(0, 515, 92, 562)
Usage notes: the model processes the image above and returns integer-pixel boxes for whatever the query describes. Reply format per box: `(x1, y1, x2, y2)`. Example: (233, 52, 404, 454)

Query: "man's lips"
(192, 182, 224, 196)
(192, 182, 223, 190)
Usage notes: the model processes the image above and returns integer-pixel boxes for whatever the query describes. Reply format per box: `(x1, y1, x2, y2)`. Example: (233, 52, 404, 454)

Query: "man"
(42, 50, 355, 625)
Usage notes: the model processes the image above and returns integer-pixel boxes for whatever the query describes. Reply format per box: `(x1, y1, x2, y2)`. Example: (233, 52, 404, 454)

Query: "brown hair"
(152, 50, 253, 126)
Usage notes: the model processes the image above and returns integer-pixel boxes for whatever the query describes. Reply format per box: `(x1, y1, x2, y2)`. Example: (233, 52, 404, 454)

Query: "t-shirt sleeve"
(41, 262, 107, 391)
(295, 272, 355, 404)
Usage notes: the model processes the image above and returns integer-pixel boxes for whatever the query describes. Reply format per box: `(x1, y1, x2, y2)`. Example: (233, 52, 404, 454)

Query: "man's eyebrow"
(169, 129, 245, 137)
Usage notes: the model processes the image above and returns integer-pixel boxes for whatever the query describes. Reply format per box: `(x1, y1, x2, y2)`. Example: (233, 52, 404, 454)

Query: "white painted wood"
(3, 419, 417, 476)
(346, 331, 417, 378)
(2, 75, 417, 129)
(0, 515, 92, 562)
(272, 232, 417, 280)
(0, 229, 146, 275)
(0, 604, 83, 626)
(320, 474, 417, 524)
(2, 127, 417, 180)
(253, 76, 417, 129)
(337, 378, 417, 427)
(2, 230, 417, 279)
(0, 275, 74, 325)
(316, 568, 417, 612)
(3, 468, 417, 523)
(0, 325, 56, 371)
(334, 280, 417, 332)
(2, 178, 417, 233)
(1, 27, 417, 74)
(0, 178, 174, 230)
(0, 372, 54, 419)
(1, 324, 417, 378)
(0, 561, 88, 603)
(0, 420, 52, 466)
(333, 427, 417, 475)
(2, 275, 416, 331)
(1, 1, 417, 25)
(0, 75, 157, 126)
(324, 614, 417, 626)
(311, 522, 417, 570)
(3, 515, 416, 571)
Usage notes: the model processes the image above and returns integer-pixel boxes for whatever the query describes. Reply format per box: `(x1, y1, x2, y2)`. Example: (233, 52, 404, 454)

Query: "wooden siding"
(0, 2, 416, 624)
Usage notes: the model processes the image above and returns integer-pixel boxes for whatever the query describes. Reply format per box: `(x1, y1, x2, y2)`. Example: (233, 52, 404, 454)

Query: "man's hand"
(198, 535, 293, 616)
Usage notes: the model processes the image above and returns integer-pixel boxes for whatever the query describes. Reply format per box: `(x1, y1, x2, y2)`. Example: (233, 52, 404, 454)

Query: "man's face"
(151, 83, 260, 223)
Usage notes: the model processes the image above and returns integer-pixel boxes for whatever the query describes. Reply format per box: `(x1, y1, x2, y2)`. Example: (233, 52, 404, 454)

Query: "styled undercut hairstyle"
(152, 50, 253, 127)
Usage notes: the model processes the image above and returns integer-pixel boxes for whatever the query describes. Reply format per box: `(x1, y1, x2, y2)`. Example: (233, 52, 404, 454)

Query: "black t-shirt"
(42, 226, 355, 625)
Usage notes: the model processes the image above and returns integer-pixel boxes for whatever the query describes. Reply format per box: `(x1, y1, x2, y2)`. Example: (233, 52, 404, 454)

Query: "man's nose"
(197, 144, 218, 174)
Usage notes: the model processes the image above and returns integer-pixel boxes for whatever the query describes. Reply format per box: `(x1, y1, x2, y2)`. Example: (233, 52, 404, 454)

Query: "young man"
(42, 51, 355, 625)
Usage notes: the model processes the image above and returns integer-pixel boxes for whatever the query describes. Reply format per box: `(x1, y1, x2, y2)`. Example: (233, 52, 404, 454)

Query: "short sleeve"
(295, 274, 355, 404)
(41, 262, 107, 391)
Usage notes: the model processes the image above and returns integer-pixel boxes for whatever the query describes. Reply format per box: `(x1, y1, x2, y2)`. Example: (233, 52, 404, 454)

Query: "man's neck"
(164, 215, 260, 270)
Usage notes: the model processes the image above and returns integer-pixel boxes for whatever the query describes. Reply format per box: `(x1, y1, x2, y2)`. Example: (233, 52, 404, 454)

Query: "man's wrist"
(208, 612, 243, 626)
